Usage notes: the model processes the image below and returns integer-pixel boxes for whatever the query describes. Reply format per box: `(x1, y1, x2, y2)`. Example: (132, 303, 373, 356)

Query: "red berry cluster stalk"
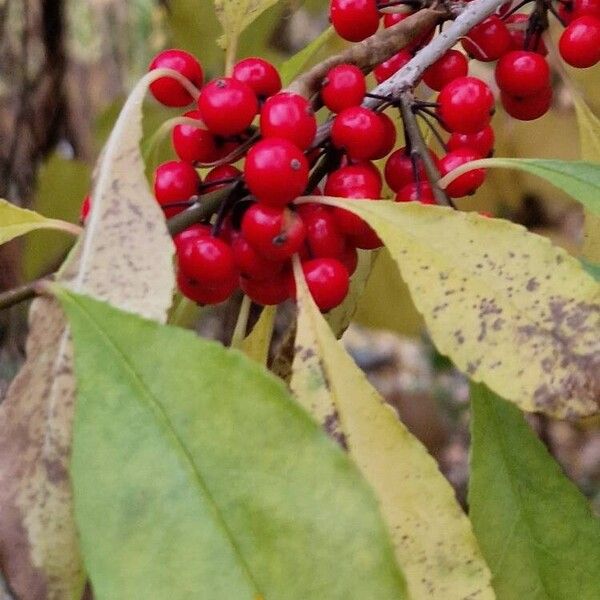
(79, 0, 600, 315)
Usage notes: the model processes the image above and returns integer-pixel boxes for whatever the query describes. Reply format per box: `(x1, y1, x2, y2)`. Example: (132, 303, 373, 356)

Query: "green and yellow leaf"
(291, 259, 494, 600)
(241, 305, 276, 364)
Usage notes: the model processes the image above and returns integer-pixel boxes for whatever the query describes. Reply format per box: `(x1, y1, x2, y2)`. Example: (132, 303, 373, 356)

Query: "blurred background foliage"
(1, 0, 599, 509)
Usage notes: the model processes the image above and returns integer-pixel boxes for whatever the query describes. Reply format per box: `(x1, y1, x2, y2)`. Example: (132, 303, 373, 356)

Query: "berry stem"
(416, 111, 448, 151)
(0, 277, 54, 311)
(399, 92, 453, 207)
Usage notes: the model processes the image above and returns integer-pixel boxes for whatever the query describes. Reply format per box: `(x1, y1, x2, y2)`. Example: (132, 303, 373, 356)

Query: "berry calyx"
(244, 138, 309, 205)
(495, 51, 550, 97)
(559, 16, 600, 68)
(438, 148, 486, 197)
(437, 76, 495, 134)
(153, 160, 201, 217)
(149, 49, 203, 107)
(321, 64, 367, 113)
(232, 57, 282, 98)
(461, 16, 512, 62)
(300, 258, 350, 311)
(329, 0, 380, 42)
(331, 106, 386, 160)
(198, 78, 258, 136)
(172, 110, 218, 164)
(423, 50, 469, 91)
(448, 126, 495, 158)
(260, 92, 317, 150)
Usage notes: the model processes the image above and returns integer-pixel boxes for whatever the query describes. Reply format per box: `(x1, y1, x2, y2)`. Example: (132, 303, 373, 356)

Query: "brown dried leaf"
(0, 72, 175, 599)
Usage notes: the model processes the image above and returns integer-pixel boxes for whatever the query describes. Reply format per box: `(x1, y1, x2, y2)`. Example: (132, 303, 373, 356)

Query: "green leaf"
(309, 198, 600, 418)
(439, 158, 600, 217)
(0, 198, 80, 246)
(57, 288, 407, 600)
(280, 27, 335, 86)
(290, 260, 494, 600)
(469, 383, 600, 599)
(240, 305, 276, 364)
(582, 259, 600, 281)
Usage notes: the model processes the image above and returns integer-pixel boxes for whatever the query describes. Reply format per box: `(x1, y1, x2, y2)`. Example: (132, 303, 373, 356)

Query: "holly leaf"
(56, 288, 407, 600)
(0, 198, 80, 246)
(0, 71, 175, 599)
(290, 259, 494, 600)
(469, 383, 600, 599)
(308, 198, 600, 418)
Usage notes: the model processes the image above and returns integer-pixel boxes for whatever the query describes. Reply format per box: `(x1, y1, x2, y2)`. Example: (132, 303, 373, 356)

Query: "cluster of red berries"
(81, 0, 600, 313)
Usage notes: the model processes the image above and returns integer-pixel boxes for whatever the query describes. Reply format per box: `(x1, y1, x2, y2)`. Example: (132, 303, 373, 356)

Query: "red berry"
(330, 0, 380, 42)
(505, 14, 548, 54)
(382, 12, 409, 28)
(203, 165, 242, 193)
(331, 107, 386, 160)
(349, 227, 382, 250)
(501, 86, 552, 120)
(174, 224, 212, 253)
(154, 161, 200, 217)
(395, 181, 436, 204)
(497, 1, 513, 17)
(80, 194, 91, 224)
(461, 16, 512, 62)
(437, 76, 495, 134)
(241, 204, 306, 261)
(372, 112, 397, 159)
(448, 126, 495, 158)
(384, 147, 437, 192)
(438, 148, 486, 197)
(300, 258, 350, 311)
(299, 205, 347, 259)
(559, 16, 600, 68)
(172, 110, 218, 163)
(423, 50, 469, 92)
(149, 49, 203, 107)
(560, 0, 600, 23)
(260, 93, 317, 150)
(495, 51, 550, 97)
(198, 78, 258, 136)
(339, 244, 359, 274)
(383, 12, 434, 48)
(178, 234, 238, 287)
(374, 50, 412, 83)
(321, 64, 366, 113)
(232, 57, 281, 98)
(177, 272, 237, 305)
(244, 138, 309, 205)
(231, 233, 283, 280)
(240, 272, 290, 306)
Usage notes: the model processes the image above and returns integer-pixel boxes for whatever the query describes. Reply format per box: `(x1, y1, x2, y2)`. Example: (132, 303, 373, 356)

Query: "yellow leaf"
(572, 92, 600, 263)
(0, 198, 81, 245)
(291, 258, 495, 600)
(308, 198, 600, 418)
(241, 305, 276, 364)
(0, 71, 176, 599)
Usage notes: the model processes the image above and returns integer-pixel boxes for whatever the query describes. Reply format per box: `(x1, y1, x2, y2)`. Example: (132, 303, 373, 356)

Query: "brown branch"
(0, 277, 53, 311)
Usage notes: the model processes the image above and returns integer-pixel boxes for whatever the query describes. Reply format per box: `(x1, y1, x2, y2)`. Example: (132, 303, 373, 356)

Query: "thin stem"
(417, 111, 448, 151)
(0, 277, 52, 311)
(399, 92, 452, 207)
(231, 294, 252, 349)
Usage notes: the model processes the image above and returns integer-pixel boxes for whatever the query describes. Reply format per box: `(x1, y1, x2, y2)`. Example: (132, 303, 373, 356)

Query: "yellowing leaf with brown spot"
(0, 71, 175, 600)
(309, 198, 600, 418)
(241, 305, 276, 365)
(573, 92, 600, 263)
(0, 198, 81, 245)
(290, 259, 495, 600)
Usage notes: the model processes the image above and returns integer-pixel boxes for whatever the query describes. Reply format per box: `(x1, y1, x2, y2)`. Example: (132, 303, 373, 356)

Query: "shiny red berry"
(501, 87, 552, 120)
(437, 76, 495, 134)
(177, 271, 237, 305)
(321, 64, 366, 113)
(241, 204, 306, 261)
(372, 112, 397, 159)
(330, 0, 380, 42)
(231, 233, 283, 281)
(153, 161, 200, 217)
(505, 14, 548, 54)
(80, 194, 91, 224)
(395, 181, 436, 204)
(198, 78, 258, 136)
(178, 234, 238, 287)
(384, 147, 437, 192)
(172, 110, 218, 163)
(495, 51, 550, 97)
(240, 271, 290, 306)
(382, 12, 409, 28)
(374, 50, 412, 83)
(232, 57, 281, 98)
(300, 258, 350, 311)
(203, 165, 242, 193)
(331, 107, 386, 160)
(149, 49, 203, 107)
(559, 16, 600, 68)
(423, 50, 469, 91)
(448, 126, 495, 158)
(438, 148, 486, 197)
(462, 16, 512, 62)
(260, 92, 317, 150)
(174, 224, 212, 253)
(339, 244, 359, 274)
(298, 205, 346, 259)
(244, 138, 309, 205)
(560, 0, 600, 23)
